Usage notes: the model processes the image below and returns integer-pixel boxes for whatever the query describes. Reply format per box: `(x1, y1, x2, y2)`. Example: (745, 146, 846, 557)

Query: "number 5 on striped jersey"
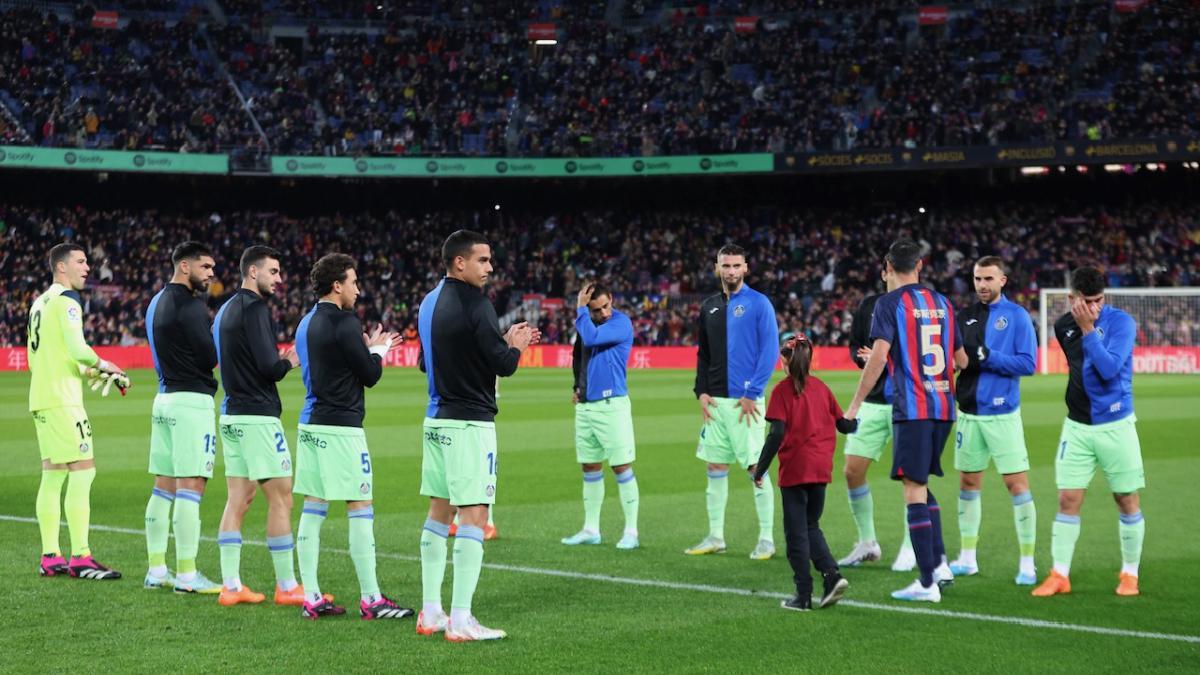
(920, 324, 946, 376)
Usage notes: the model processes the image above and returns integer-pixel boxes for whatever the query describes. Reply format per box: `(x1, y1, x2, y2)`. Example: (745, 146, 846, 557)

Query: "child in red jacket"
(754, 332, 858, 611)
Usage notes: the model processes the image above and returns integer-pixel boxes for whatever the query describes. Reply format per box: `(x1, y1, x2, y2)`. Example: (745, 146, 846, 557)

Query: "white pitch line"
(4, 514, 1197, 645)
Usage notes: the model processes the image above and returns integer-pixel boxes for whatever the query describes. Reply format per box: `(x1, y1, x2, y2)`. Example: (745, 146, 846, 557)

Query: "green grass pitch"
(2, 368, 1198, 672)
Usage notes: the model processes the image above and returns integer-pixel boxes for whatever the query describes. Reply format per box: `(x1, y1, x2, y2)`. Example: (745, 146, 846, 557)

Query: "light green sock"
(267, 534, 297, 588)
(847, 483, 876, 543)
(36, 469, 67, 556)
(218, 531, 242, 588)
(582, 471, 604, 532)
(173, 489, 203, 575)
(297, 502, 327, 602)
(617, 470, 639, 532)
(958, 489, 982, 551)
(349, 507, 380, 601)
(145, 488, 173, 569)
(451, 525, 485, 612)
(1051, 514, 1081, 574)
(64, 468, 95, 557)
(1119, 512, 1145, 572)
(1013, 491, 1037, 557)
(420, 519, 450, 607)
(753, 471, 774, 542)
(706, 470, 728, 540)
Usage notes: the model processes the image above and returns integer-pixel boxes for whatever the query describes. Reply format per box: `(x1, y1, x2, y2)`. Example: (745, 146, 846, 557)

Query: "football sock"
(451, 525, 484, 622)
(64, 467, 95, 558)
(348, 506, 380, 602)
(36, 469, 67, 556)
(173, 488, 203, 578)
(927, 490, 946, 562)
(1012, 490, 1037, 573)
(616, 469, 639, 534)
(145, 487, 174, 575)
(958, 488, 981, 556)
(847, 483, 876, 543)
(582, 470, 604, 533)
(706, 468, 728, 540)
(1051, 513, 1081, 577)
(267, 534, 297, 590)
(420, 518, 450, 614)
(1119, 511, 1145, 577)
(753, 471, 774, 542)
(298, 501, 328, 603)
(218, 530, 242, 590)
(907, 503, 935, 588)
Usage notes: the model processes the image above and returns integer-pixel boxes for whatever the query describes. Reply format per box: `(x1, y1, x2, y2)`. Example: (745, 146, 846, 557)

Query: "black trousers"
(780, 483, 838, 596)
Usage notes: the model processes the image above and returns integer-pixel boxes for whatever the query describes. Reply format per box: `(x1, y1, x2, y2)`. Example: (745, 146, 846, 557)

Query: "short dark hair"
(442, 230, 489, 268)
(48, 243, 85, 272)
(172, 241, 213, 265)
(974, 256, 1007, 274)
(310, 253, 356, 295)
(886, 238, 922, 274)
(1071, 265, 1106, 296)
(240, 245, 282, 276)
(717, 243, 746, 261)
(588, 283, 611, 302)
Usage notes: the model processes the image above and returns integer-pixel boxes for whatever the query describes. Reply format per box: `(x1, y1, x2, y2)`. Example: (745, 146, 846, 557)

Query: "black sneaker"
(301, 598, 347, 620)
(819, 573, 849, 608)
(780, 595, 812, 612)
(360, 595, 415, 620)
(67, 555, 122, 580)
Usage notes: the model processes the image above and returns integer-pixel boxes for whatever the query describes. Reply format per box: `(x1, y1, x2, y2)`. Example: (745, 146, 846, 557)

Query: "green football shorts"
(843, 401, 893, 462)
(33, 406, 93, 465)
(420, 418, 498, 507)
(575, 396, 637, 466)
(220, 414, 292, 481)
(294, 423, 373, 501)
(148, 392, 216, 478)
(1055, 415, 1144, 494)
(953, 410, 1031, 475)
(695, 396, 766, 468)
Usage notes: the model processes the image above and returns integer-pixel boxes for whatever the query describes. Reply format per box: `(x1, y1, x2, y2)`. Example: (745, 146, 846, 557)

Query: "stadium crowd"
(1, 1, 1196, 156)
(1, 200, 1196, 349)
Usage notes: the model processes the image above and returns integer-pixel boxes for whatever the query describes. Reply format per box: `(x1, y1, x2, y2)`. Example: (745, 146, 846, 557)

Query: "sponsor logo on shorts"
(359, 482, 371, 495)
(221, 424, 244, 440)
(424, 430, 453, 446)
(298, 431, 327, 448)
(152, 414, 177, 427)
(79, 442, 90, 454)
(32, 412, 47, 423)
(486, 485, 495, 497)
(994, 316, 1009, 331)
(733, 304, 746, 317)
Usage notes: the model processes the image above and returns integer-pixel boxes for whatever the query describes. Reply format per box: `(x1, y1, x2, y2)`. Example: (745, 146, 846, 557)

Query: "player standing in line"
(686, 244, 779, 560)
(212, 246, 311, 606)
(561, 282, 640, 550)
(843, 239, 967, 603)
(838, 267, 915, 571)
(1033, 266, 1146, 598)
(416, 230, 538, 641)
(949, 257, 1039, 585)
(143, 241, 222, 593)
(29, 243, 128, 580)
(293, 253, 411, 620)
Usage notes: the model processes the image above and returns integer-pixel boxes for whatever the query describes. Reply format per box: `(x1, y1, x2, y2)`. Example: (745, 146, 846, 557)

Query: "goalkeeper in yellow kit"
(28, 243, 129, 580)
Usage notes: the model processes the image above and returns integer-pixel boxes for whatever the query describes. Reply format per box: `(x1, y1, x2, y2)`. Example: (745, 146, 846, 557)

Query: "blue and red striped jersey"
(868, 283, 961, 422)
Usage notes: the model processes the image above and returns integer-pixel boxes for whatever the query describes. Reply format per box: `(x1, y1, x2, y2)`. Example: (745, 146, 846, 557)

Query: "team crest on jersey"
(993, 317, 1009, 331)
(359, 482, 371, 495)
(733, 304, 745, 317)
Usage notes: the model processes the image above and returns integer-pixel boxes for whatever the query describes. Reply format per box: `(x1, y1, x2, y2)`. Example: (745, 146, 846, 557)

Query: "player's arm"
(473, 298, 521, 377)
(571, 337, 584, 400)
(1082, 313, 1135, 381)
(846, 338, 889, 419)
(574, 308, 632, 348)
(53, 296, 101, 369)
(744, 298, 779, 401)
(849, 298, 871, 368)
(752, 419, 785, 486)
(693, 303, 710, 398)
(981, 313, 1037, 376)
(338, 316, 385, 388)
(248, 302, 293, 382)
(183, 300, 218, 371)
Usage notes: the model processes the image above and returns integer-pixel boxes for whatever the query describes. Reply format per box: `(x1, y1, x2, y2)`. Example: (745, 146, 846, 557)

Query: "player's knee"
(581, 463, 603, 473)
(612, 463, 631, 474)
(707, 462, 728, 473)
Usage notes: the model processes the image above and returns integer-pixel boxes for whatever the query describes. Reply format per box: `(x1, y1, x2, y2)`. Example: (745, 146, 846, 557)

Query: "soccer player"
(1033, 266, 1145, 598)
(843, 239, 967, 603)
(949, 257, 1039, 585)
(687, 243, 779, 560)
(838, 267, 916, 571)
(143, 241, 222, 593)
(561, 282, 640, 550)
(417, 230, 538, 641)
(212, 246, 308, 606)
(29, 243, 127, 580)
(293, 253, 412, 620)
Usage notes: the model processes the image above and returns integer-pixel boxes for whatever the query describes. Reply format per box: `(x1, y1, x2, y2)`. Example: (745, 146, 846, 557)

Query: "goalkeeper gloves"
(80, 365, 130, 396)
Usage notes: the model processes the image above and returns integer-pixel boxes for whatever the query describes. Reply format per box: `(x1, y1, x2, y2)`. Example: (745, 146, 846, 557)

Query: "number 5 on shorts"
(361, 452, 372, 474)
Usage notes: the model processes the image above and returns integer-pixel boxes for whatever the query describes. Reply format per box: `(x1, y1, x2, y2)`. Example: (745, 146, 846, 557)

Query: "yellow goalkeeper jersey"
(28, 283, 100, 411)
